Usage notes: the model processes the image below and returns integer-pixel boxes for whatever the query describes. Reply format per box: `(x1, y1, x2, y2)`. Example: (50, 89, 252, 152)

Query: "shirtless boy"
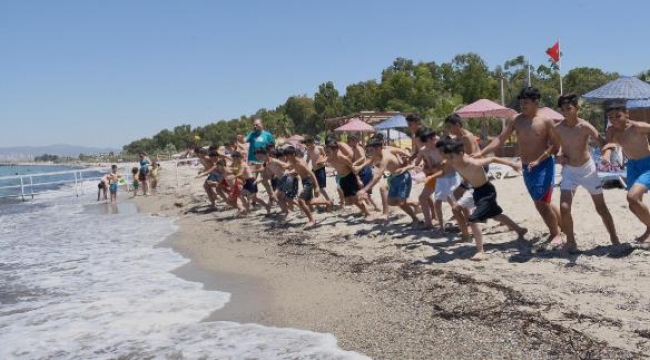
(231, 151, 271, 214)
(107, 164, 121, 203)
(324, 139, 371, 218)
(284, 145, 333, 228)
(347, 134, 380, 211)
(440, 138, 528, 261)
(358, 137, 419, 224)
(414, 128, 442, 230)
(477, 86, 562, 246)
(304, 137, 332, 203)
(256, 147, 294, 215)
(445, 113, 482, 200)
(553, 94, 619, 252)
(197, 149, 227, 208)
(602, 100, 650, 243)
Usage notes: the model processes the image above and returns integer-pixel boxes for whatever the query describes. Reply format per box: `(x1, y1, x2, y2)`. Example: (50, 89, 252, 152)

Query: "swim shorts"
(522, 156, 555, 203)
(560, 158, 602, 195)
(627, 155, 650, 190)
(468, 181, 503, 223)
(387, 171, 412, 200)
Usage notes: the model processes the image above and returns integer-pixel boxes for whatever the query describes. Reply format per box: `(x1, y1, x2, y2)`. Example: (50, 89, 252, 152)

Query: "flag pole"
(558, 38, 563, 94)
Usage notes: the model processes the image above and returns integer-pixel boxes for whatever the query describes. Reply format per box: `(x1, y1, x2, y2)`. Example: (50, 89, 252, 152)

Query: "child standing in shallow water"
(107, 165, 121, 203)
(131, 167, 140, 196)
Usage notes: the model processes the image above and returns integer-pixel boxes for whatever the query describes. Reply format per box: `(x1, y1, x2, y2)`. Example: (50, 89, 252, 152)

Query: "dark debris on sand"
(259, 227, 644, 360)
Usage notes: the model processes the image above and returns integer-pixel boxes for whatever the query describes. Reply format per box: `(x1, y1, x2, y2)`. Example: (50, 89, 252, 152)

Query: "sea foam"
(0, 194, 369, 359)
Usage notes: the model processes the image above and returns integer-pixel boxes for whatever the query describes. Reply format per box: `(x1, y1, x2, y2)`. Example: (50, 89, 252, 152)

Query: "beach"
(134, 163, 650, 359)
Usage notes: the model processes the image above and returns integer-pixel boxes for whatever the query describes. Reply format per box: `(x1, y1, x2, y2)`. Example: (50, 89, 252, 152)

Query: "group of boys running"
(195, 87, 650, 261)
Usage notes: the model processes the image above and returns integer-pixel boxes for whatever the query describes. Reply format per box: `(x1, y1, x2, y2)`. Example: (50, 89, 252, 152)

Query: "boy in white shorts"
(553, 93, 619, 252)
(430, 137, 469, 236)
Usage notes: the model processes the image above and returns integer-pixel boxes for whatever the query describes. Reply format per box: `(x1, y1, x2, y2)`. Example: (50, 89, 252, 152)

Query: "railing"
(0, 166, 133, 201)
(0, 158, 210, 202)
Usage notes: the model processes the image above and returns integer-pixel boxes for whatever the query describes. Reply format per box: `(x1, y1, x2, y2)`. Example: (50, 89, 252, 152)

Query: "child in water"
(131, 167, 140, 196)
(107, 165, 122, 203)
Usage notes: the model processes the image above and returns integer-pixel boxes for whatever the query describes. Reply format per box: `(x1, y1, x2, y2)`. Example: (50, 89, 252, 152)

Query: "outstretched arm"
(359, 161, 385, 193)
(423, 169, 445, 184)
(196, 165, 216, 178)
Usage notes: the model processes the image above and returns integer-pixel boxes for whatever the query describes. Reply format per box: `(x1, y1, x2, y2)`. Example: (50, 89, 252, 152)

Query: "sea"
(0, 165, 369, 360)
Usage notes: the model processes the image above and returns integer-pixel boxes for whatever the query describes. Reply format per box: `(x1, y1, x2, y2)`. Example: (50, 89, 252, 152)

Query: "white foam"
(0, 196, 370, 360)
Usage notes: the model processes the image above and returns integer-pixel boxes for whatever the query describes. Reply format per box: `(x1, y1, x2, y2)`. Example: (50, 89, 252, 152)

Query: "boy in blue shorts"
(603, 100, 650, 243)
(477, 87, 562, 247)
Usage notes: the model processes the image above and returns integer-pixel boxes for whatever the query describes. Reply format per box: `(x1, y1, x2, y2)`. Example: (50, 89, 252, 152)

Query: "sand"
(133, 161, 650, 359)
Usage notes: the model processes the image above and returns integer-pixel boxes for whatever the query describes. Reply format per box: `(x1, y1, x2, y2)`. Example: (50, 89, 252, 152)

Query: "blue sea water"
(0, 168, 368, 359)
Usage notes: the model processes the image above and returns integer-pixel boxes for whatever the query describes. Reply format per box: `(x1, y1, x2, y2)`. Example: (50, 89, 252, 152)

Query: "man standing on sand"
(602, 100, 650, 244)
(240, 118, 275, 164)
(552, 94, 619, 252)
(476, 86, 562, 247)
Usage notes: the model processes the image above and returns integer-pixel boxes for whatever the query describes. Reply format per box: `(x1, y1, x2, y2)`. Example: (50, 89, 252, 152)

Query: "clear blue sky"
(1, 0, 648, 148)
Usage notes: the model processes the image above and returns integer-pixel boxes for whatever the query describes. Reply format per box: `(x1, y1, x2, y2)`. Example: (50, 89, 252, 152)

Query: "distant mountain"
(0, 144, 120, 161)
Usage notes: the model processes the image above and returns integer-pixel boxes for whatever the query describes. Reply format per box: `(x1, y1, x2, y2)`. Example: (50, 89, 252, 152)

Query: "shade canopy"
(378, 129, 410, 140)
(628, 99, 650, 109)
(374, 115, 408, 130)
(583, 76, 650, 102)
(537, 107, 564, 121)
(455, 99, 517, 119)
(334, 118, 376, 132)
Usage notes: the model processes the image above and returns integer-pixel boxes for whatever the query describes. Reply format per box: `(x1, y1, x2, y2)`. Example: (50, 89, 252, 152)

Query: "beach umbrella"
(583, 76, 650, 102)
(374, 115, 408, 145)
(334, 118, 376, 132)
(628, 99, 650, 109)
(537, 107, 564, 121)
(374, 115, 408, 130)
(378, 129, 409, 140)
(287, 134, 305, 142)
(455, 99, 517, 119)
(455, 99, 517, 138)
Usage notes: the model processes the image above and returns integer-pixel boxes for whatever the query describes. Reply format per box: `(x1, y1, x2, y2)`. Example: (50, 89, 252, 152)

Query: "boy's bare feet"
(560, 241, 579, 254)
(304, 220, 316, 229)
(516, 227, 528, 239)
(470, 252, 486, 261)
(548, 233, 564, 249)
(635, 227, 650, 243)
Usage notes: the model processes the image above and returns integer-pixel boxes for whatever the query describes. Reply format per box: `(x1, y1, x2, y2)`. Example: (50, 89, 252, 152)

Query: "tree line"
(123, 53, 650, 155)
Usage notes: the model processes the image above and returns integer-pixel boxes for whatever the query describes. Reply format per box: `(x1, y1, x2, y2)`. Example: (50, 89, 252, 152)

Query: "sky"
(1, 0, 649, 148)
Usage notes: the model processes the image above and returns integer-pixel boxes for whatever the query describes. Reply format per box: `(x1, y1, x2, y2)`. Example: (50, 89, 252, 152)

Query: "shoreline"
(132, 165, 649, 359)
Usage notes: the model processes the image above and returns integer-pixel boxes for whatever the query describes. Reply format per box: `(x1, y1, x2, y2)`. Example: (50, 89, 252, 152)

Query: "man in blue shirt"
(241, 118, 276, 163)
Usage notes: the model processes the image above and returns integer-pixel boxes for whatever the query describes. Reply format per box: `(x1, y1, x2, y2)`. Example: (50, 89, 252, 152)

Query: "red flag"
(546, 41, 560, 63)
